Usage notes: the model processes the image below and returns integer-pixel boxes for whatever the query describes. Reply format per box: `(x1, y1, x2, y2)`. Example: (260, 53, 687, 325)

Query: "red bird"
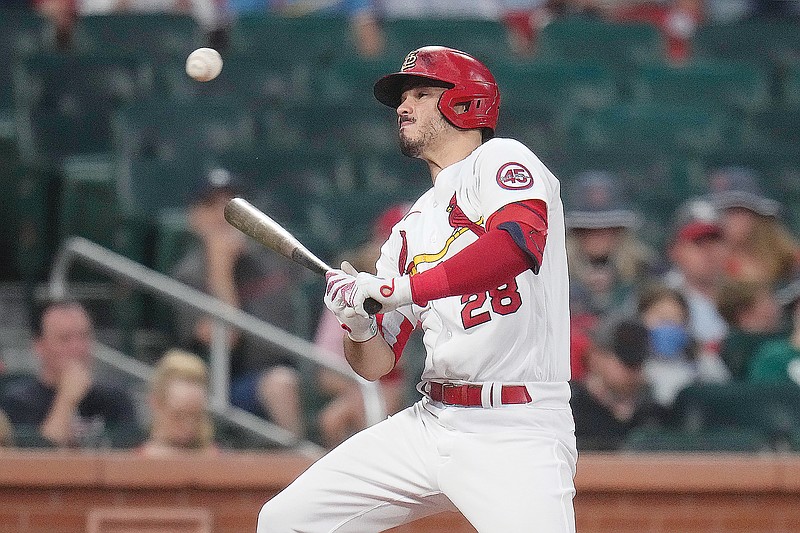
(447, 193, 485, 237)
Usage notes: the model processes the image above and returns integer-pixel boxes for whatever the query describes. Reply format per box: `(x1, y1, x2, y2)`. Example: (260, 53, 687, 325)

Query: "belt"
(427, 382, 532, 407)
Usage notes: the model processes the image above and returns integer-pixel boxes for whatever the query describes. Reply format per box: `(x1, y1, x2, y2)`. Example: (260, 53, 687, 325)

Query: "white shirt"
(376, 138, 571, 384)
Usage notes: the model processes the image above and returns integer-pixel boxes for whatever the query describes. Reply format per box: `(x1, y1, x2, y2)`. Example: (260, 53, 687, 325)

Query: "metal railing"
(49, 237, 387, 458)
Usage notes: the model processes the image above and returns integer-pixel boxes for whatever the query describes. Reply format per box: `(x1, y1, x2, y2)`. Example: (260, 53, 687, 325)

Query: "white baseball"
(185, 47, 223, 82)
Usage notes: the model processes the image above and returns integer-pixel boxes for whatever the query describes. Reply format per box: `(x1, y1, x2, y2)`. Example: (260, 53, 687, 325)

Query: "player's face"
(396, 86, 450, 157)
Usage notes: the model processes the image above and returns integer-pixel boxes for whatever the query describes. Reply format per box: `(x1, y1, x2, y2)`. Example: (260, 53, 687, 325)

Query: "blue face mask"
(649, 323, 689, 358)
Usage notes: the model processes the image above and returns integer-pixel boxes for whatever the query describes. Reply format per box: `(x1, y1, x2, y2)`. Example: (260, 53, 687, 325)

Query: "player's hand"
(324, 265, 377, 342)
(342, 261, 412, 318)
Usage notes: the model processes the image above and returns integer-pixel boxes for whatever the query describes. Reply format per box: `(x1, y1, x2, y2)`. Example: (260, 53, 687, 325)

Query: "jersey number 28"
(460, 279, 522, 329)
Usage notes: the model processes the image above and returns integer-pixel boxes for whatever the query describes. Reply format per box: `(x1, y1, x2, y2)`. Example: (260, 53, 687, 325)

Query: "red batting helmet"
(373, 46, 500, 132)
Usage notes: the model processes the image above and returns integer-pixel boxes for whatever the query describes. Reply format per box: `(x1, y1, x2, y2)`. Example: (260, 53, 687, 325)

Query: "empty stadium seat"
(228, 14, 354, 65)
(537, 17, 661, 89)
(112, 97, 256, 165)
(622, 426, 770, 453)
(672, 382, 800, 450)
(632, 60, 771, 114)
(13, 53, 152, 164)
(694, 20, 800, 68)
(382, 18, 511, 62)
(154, 54, 303, 107)
(72, 13, 202, 59)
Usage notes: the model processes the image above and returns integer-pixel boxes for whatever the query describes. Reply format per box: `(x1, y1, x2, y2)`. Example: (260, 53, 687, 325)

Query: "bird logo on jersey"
(400, 194, 484, 275)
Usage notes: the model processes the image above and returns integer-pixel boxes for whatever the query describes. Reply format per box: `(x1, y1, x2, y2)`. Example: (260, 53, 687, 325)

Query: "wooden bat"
(224, 197, 382, 315)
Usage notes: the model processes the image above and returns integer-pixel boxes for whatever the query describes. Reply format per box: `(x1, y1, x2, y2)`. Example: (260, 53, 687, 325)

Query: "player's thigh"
(257, 403, 453, 533)
(441, 425, 576, 533)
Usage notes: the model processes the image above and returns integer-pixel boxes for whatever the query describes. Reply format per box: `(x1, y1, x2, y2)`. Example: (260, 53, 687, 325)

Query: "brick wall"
(1, 451, 799, 532)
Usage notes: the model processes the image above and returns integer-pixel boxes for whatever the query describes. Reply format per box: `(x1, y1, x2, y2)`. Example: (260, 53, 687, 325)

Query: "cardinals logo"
(401, 194, 483, 275)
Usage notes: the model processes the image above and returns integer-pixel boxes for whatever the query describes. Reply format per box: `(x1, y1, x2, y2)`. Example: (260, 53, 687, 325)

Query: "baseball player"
(257, 46, 577, 533)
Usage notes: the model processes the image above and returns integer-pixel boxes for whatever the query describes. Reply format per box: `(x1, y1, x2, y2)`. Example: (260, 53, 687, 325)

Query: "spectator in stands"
(663, 198, 730, 361)
(139, 349, 217, 456)
(565, 170, 657, 339)
(709, 166, 800, 288)
(747, 282, 800, 384)
(0, 409, 14, 447)
(717, 279, 785, 380)
(637, 283, 728, 410)
(313, 203, 411, 448)
(612, 0, 704, 63)
(565, 171, 658, 380)
(0, 299, 140, 448)
(78, 0, 220, 30)
(570, 317, 661, 451)
(171, 167, 305, 438)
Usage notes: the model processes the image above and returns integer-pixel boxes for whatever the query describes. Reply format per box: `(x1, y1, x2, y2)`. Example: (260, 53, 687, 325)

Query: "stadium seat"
(0, 9, 51, 137)
(783, 61, 800, 109)
(672, 382, 800, 450)
(632, 60, 771, 114)
(228, 14, 354, 65)
(536, 17, 661, 91)
(315, 56, 400, 105)
(72, 13, 202, 59)
(13, 53, 152, 165)
(259, 102, 397, 156)
(382, 18, 511, 63)
(112, 97, 256, 165)
(694, 20, 800, 68)
(622, 426, 770, 453)
(154, 54, 303, 108)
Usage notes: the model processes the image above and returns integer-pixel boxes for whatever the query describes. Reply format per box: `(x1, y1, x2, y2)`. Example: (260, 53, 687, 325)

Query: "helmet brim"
(373, 72, 454, 109)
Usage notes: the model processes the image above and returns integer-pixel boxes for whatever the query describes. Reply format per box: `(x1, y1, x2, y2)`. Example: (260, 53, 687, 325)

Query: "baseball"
(185, 47, 223, 82)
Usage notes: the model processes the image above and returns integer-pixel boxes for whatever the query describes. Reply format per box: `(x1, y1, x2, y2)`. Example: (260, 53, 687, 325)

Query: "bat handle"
(364, 298, 382, 315)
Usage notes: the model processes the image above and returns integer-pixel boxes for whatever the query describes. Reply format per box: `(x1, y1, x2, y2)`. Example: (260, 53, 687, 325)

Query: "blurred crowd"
(1, 0, 799, 454)
(17, 0, 800, 57)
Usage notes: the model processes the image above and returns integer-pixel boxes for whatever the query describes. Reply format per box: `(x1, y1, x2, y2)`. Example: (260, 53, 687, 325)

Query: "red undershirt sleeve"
(410, 199, 548, 306)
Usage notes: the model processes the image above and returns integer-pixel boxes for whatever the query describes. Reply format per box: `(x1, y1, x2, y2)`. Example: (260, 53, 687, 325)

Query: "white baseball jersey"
(376, 137, 571, 387)
(257, 138, 577, 533)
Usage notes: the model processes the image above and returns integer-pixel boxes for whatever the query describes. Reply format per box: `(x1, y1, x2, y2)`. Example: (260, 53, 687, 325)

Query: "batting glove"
(340, 261, 413, 318)
(324, 265, 377, 342)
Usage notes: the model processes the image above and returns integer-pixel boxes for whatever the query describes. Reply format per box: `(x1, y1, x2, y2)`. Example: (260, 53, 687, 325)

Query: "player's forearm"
(343, 335, 396, 382)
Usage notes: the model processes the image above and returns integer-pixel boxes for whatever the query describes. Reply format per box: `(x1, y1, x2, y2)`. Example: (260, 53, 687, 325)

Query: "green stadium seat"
(112, 97, 256, 164)
(13, 53, 152, 164)
(622, 426, 770, 453)
(536, 17, 661, 89)
(259, 102, 397, 155)
(0, 9, 51, 138)
(154, 54, 303, 107)
(694, 20, 800, 68)
(672, 382, 800, 450)
(632, 60, 771, 114)
(566, 103, 730, 158)
(72, 13, 202, 58)
(229, 14, 354, 65)
(783, 62, 800, 109)
(117, 157, 205, 216)
(315, 56, 400, 105)
(382, 18, 511, 63)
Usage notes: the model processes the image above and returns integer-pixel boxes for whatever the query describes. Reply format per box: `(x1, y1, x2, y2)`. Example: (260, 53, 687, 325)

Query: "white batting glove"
(324, 266, 377, 342)
(340, 261, 413, 318)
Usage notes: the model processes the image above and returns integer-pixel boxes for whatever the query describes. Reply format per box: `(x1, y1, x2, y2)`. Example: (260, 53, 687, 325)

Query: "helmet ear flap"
(438, 84, 500, 131)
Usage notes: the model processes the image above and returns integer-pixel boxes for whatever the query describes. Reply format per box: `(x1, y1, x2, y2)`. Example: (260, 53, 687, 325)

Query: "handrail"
(49, 237, 387, 457)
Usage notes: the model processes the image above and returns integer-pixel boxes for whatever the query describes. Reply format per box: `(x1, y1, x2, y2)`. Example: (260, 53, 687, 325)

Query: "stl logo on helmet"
(401, 51, 418, 71)
(496, 162, 534, 190)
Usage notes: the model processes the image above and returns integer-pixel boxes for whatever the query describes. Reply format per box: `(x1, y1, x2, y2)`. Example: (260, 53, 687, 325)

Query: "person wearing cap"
(565, 170, 658, 320)
(708, 166, 800, 287)
(170, 168, 305, 438)
(748, 282, 800, 384)
(663, 198, 730, 362)
(569, 318, 661, 451)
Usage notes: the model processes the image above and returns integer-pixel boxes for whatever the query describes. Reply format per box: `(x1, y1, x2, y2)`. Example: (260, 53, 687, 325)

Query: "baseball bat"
(224, 197, 382, 315)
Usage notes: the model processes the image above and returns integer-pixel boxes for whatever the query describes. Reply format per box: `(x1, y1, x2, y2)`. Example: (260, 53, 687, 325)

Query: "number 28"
(460, 279, 522, 329)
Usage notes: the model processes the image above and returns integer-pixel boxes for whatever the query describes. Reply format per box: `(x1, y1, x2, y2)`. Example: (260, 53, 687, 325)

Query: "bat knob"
(364, 298, 382, 315)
